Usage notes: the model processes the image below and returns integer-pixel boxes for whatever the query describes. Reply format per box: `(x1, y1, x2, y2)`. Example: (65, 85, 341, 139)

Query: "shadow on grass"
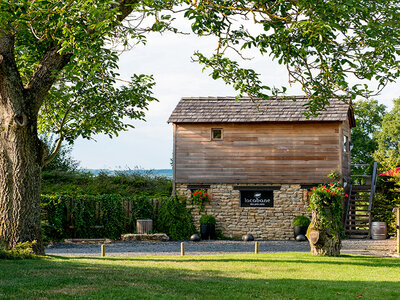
(48, 253, 400, 269)
(1, 254, 400, 299)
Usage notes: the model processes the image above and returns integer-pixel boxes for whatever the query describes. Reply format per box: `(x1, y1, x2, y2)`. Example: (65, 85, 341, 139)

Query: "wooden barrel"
(136, 219, 153, 234)
(371, 222, 387, 240)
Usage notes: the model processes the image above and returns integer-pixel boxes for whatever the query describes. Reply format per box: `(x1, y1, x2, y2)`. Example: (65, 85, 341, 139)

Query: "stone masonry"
(176, 183, 309, 240)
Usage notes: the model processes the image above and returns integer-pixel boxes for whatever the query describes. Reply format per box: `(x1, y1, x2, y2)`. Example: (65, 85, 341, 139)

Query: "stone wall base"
(176, 183, 309, 240)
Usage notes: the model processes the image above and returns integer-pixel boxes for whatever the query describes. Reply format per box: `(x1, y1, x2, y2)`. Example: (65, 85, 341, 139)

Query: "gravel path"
(45, 239, 396, 257)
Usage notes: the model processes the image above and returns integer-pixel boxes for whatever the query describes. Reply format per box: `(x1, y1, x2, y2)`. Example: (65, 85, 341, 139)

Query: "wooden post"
(255, 241, 259, 254)
(181, 242, 185, 256)
(397, 208, 400, 256)
(101, 244, 106, 257)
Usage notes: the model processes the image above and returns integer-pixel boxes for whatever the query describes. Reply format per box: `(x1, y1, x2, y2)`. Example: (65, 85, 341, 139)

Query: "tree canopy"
(374, 97, 400, 171)
(2, 0, 400, 146)
(351, 99, 386, 167)
(186, 0, 400, 113)
(0, 0, 171, 165)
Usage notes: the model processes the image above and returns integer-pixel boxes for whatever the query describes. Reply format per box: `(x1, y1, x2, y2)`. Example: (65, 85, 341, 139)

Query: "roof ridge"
(168, 96, 353, 124)
(180, 95, 312, 100)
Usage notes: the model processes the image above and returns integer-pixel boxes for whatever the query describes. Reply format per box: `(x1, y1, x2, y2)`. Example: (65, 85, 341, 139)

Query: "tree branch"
(25, 47, 72, 114)
(43, 133, 64, 167)
(116, 0, 140, 22)
(42, 98, 74, 166)
(0, 34, 25, 108)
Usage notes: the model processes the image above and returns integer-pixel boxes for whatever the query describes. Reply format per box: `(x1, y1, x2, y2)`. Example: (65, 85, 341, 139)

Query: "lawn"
(1, 253, 400, 299)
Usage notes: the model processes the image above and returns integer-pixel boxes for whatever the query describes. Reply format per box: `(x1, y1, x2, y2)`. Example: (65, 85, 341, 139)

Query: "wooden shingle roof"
(168, 96, 355, 126)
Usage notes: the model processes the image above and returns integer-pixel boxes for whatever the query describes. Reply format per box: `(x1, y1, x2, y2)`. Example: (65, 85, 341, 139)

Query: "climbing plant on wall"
(307, 183, 346, 256)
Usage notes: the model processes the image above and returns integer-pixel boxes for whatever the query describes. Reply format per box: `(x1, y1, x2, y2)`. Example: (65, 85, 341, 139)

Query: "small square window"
(211, 128, 223, 140)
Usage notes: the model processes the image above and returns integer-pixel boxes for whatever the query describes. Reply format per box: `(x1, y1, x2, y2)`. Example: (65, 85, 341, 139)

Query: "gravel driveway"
(45, 238, 396, 257)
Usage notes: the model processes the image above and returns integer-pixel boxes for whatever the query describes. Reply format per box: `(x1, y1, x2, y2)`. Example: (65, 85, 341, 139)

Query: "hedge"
(41, 194, 195, 241)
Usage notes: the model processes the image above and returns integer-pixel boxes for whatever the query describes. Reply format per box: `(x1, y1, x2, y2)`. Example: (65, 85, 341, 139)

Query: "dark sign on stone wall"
(240, 190, 274, 207)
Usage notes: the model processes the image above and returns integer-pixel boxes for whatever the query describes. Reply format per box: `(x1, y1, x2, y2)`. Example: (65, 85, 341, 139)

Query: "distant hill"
(80, 168, 173, 178)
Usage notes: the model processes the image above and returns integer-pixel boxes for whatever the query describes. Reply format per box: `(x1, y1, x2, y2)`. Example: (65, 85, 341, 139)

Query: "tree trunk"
(306, 210, 341, 256)
(0, 35, 48, 254)
(0, 98, 44, 254)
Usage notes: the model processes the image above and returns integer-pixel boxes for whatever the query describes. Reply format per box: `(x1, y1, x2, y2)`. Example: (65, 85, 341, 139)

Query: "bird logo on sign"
(254, 192, 261, 199)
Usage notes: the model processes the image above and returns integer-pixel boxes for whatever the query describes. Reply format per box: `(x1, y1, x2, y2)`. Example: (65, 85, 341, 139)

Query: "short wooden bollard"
(101, 244, 106, 257)
(181, 242, 185, 256)
(255, 241, 259, 254)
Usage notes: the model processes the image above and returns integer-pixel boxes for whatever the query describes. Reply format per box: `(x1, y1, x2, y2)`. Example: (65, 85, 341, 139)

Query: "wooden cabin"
(168, 96, 355, 240)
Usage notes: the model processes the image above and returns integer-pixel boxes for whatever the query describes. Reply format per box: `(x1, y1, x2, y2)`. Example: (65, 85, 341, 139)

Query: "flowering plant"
(307, 183, 347, 239)
(191, 189, 213, 211)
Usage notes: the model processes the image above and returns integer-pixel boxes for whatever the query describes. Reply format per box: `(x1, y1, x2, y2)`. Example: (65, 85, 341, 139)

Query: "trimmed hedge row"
(41, 194, 196, 241)
(41, 171, 173, 197)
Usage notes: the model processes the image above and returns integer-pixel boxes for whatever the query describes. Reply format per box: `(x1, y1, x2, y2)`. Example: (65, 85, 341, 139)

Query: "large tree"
(1, 1, 400, 253)
(0, 0, 173, 253)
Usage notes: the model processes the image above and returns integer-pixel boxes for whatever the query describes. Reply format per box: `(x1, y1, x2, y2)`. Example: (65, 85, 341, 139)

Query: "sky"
(71, 19, 400, 170)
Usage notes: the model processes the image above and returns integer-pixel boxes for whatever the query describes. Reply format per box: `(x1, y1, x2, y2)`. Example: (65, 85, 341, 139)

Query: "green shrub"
(0, 241, 36, 259)
(373, 177, 400, 235)
(199, 214, 216, 225)
(40, 170, 175, 241)
(372, 192, 400, 235)
(292, 216, 311, 227)
(41, 170, 172, 198)
(42, 193, 199, 241)
(154, 196, 196, 240)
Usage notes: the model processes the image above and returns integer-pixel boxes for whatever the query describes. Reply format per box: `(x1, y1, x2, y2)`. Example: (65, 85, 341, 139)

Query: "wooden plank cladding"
(174, 122, 343, 184)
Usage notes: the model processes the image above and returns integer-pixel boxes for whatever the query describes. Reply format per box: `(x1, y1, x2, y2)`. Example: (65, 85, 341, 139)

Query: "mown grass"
(1, 253, 400, 299)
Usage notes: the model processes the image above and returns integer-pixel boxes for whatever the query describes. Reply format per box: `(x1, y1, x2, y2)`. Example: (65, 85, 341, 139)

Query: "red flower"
(313, 187, 317, 190)
(345, 194, 349, 197)
(331, 192, 335, 195)
(326, 189, 330, 192)
(329, 183, 333, 186)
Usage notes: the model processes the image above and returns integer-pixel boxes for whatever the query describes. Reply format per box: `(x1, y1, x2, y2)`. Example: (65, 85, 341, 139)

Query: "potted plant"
(199, 214, 216, 240)
(292, 215, 311, 239)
